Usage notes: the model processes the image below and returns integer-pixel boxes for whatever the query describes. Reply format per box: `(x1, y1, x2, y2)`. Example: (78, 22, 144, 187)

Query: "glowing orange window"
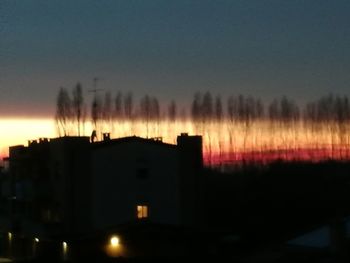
(137, 205, 148, 219)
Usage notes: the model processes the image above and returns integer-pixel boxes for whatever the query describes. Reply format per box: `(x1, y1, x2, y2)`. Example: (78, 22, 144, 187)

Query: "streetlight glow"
(110, 236, 119, 247)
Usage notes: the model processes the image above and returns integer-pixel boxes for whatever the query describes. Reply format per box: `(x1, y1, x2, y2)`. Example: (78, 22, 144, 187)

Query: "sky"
(1, 0, 350, 118)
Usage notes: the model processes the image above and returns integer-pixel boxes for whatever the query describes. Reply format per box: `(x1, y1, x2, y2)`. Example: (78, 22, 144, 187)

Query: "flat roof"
(92, 136, 177, 150)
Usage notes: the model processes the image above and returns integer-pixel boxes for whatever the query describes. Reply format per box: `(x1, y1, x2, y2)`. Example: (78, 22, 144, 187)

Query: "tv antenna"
(89, 77, 104, 96)
(89, 77, 105, 130)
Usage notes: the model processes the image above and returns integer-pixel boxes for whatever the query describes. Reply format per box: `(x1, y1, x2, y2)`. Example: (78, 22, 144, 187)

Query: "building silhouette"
(2, 134, 202, 237)
(2, 134, 350, 261)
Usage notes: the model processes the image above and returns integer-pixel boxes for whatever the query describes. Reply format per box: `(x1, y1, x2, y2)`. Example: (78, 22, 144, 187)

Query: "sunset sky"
(1, 0, 350, 157)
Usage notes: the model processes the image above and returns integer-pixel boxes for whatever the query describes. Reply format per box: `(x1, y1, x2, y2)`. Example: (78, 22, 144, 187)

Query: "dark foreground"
(3, 160, 350, 263)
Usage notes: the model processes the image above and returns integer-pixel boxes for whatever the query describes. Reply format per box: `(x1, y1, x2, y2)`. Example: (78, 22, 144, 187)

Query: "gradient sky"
(1, 0, 350, 117)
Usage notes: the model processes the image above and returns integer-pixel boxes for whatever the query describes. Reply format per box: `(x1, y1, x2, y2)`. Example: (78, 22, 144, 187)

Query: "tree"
(103, 91, 112, 130)
(72, 82, 84, 136)
(151, 97, 160, 120)
(202, 91, 213, 121)
(56, 87, 72, 136)
(255, 98, 264, 119)
(114, 91, 123, 119)
(268, 99, 279, 121)
(215, 95, 223, 121)
(168, 100, 177, 122)
(191, 92, 202, 121)
(237, 95, 245, 121)
(280, 96, 300, 123)
(140, 95, 151, 137)
(151, 96, 160, 136)
(91, 94, 102, 131)
(227, 96, 237, 122)
(140, 95, 151, 119)
(124, 92, 133, 120)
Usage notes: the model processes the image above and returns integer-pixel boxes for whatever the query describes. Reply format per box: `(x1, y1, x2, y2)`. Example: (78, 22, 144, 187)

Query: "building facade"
(1, 134, 203, 241)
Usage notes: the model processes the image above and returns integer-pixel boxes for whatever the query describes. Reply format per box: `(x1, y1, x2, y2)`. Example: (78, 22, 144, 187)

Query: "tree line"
(55, 84, 350, 165)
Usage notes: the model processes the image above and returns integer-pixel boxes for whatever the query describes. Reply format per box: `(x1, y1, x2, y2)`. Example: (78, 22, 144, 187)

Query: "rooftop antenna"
(89, 77, 104, 96)
(89, 77, 104, 133)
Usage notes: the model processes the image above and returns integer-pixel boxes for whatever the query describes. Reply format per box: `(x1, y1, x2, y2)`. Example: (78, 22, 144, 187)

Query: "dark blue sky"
(1, 0, 350, 117)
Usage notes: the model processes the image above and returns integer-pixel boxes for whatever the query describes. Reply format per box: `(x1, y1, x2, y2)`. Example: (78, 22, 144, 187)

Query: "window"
(137, 205, 148, 219)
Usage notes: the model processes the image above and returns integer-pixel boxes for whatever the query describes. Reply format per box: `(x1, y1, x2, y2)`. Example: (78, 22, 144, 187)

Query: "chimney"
(103, 133, 110, 141)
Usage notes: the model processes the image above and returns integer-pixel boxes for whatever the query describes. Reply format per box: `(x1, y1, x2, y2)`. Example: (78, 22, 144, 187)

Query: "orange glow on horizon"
(1, 117, 350, 166)
(0, 118, 56, 158)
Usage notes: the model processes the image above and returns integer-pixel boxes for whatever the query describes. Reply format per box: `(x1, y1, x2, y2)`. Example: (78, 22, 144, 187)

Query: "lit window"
(137, 205, 148, 219)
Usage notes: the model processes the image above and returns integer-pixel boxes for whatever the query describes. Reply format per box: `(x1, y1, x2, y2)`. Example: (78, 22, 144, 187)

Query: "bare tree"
(56, 87, 72, 136)
(202, 91, 213, 121)
(168, 100, 177, 122)
(227, 96, 237, 161)
(91, 94, 102, 131)
(214, 95, 223, 166)
(103, 91, 112, 130)
(124, 92, 133, 120)
(151, 97, 160, 120)
(268, 99, 279, 121)
(227, 96, 236, 123)
(255, 99, 264, 119)
(279, 96, 300, 123)
(140, 95, 151, 137)
(151, 96, 160, 136)
(191, 92, 202, 122)
(215, 95, 223, 122)
(72, 82, 84, 136)
(114, 91, 123, 120)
